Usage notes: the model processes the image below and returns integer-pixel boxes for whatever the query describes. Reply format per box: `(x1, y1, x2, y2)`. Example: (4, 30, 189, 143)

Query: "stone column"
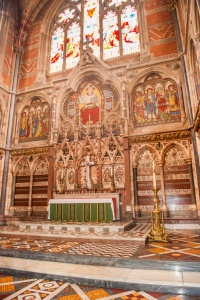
(0, 46, 23, 225)
(188, 72, 199, 111)
(122, 81, 127, 118)
(28, 172, 33, 217)
(9, 172, 17, 216)
(133, 164, 141, 217)
(158, 162, 169, 217)
(13, 112, 20, 144)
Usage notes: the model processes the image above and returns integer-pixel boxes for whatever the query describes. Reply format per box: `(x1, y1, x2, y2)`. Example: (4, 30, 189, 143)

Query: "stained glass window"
(50, 27, 64, 73)
(66, 22, 80, 68)
(84, 0, 100, 58)
(103, 11, 120, 59)
(121, 5, 139, 55)
(50, 0, 140, 73)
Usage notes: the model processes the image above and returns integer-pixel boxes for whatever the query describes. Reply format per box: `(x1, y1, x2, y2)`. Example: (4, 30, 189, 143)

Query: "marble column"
(133, 165, 141, 217)
(28, 172, 33, 217)
(9, 172, 17, 216)
(158, 162, 169, 217)
(186, 159, 197, 206)
(123, 137, 131, 212)
(0, 46, 23, 225)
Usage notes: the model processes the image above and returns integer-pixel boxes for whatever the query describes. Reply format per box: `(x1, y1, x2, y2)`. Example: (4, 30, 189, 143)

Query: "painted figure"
(145, 88, 157, 120)
(165, 83, 179, 116)
(34, 109, 43, 137)
(156, 84, 169, 120)
(19, 111, 28, 137)
(79, 84, 99, 125)
(134, 91, 145, 122)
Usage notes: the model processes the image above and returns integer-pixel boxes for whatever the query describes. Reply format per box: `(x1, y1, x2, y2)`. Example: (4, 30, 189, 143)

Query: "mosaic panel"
(19, 98, 50, 143)
(133, 73, 181, 127)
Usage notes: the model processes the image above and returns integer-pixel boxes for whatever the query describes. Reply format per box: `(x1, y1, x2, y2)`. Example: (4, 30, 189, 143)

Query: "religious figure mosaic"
(62, 81, 118, 126)
(133, 74, 181, 127)
(19, 98, 50, 142)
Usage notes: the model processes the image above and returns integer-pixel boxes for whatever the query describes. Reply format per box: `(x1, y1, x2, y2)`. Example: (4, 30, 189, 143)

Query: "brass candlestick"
(148, 188, 169, 243)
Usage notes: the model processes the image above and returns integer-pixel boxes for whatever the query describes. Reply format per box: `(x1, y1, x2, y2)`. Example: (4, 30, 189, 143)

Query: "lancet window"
(50, 0, 139, 72)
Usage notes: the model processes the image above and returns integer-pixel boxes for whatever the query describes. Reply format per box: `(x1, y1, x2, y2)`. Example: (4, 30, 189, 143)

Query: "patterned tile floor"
(0, 229, 200, 261)
(1, 227, 200, 299)
(0, 273, 198, 300)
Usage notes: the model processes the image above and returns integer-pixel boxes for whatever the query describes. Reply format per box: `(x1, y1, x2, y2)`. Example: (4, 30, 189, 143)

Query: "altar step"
(2, 221, 151, 244)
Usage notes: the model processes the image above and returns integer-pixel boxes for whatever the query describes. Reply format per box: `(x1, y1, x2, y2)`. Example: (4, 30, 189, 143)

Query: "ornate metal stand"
(148, 188, 169, 243)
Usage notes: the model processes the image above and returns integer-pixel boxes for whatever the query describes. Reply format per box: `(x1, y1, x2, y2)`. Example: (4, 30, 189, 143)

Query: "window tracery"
(50, 0, 139, 72)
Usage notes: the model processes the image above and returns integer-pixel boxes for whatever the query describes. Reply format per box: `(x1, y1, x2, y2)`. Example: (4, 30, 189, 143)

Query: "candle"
(152, 162, 156, 189)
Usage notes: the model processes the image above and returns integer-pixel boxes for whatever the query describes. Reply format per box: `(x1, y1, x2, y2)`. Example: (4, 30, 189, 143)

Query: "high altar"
(48, 193, 120, 222)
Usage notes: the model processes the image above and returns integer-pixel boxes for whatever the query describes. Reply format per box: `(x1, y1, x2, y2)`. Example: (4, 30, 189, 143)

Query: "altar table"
(48, 198, 118, 222)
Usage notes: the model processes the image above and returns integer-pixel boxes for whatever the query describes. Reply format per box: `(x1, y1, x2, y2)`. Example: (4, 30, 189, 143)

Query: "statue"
(85, 154, 94, 189)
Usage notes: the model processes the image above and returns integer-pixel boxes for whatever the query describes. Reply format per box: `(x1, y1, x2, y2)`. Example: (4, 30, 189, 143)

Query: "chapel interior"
(0, 0, 200, 297)
(0, 0, 199, 225)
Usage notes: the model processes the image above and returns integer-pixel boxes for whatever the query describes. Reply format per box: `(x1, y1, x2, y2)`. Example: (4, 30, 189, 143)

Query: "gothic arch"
(13, 157, 30, 175)
(161, 142, 189, 164)
(32, 156, 49, 174)
(133, 144, 159, 167)
(128, 67, 181, 94)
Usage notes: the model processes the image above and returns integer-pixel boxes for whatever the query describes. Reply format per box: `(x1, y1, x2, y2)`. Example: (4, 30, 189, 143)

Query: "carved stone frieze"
(11, 147, 49, 156)
(129, 130, 191, 144)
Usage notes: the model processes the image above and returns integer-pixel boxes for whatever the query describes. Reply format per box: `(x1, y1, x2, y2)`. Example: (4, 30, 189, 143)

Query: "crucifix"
(85, 154, 94, 189)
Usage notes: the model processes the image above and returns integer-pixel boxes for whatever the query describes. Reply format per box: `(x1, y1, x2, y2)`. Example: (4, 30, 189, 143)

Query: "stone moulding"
(194, 104, 200, 133)
(129, 130, 191, 144)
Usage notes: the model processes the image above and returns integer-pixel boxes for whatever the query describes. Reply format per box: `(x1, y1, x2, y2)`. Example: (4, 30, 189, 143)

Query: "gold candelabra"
(148, 188, 169, 243)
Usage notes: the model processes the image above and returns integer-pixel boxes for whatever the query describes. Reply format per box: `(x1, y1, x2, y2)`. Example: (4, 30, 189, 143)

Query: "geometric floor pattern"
(0, 274, 199, 300)
(1, 229, 200, 261)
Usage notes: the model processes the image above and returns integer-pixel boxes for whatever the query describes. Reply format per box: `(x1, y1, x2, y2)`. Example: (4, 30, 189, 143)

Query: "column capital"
(13, 45, 24, 55)
(185, 158, 192, 164)
(194, 33, 200, 43)
(158, 161, 164, 167)
(166, 0, 177, 11)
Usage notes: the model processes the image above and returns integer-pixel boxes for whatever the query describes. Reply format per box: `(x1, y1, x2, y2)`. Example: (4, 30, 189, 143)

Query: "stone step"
(1, 222, 151, 244)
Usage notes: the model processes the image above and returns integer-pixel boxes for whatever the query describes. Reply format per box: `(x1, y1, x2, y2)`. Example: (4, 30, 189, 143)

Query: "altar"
(48, 193, 120, 222)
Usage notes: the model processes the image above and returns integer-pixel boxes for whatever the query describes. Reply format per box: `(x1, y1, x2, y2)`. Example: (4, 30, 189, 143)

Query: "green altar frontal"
(49, 202, 114, 222)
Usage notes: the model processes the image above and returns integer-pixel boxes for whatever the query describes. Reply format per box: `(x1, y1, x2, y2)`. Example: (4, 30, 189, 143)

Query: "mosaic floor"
(0, 273, 198, 300)
(0, 229, 200, 262)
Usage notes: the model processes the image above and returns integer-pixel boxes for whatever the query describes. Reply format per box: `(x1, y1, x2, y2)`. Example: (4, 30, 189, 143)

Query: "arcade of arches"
(0, 0, 200, 226)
